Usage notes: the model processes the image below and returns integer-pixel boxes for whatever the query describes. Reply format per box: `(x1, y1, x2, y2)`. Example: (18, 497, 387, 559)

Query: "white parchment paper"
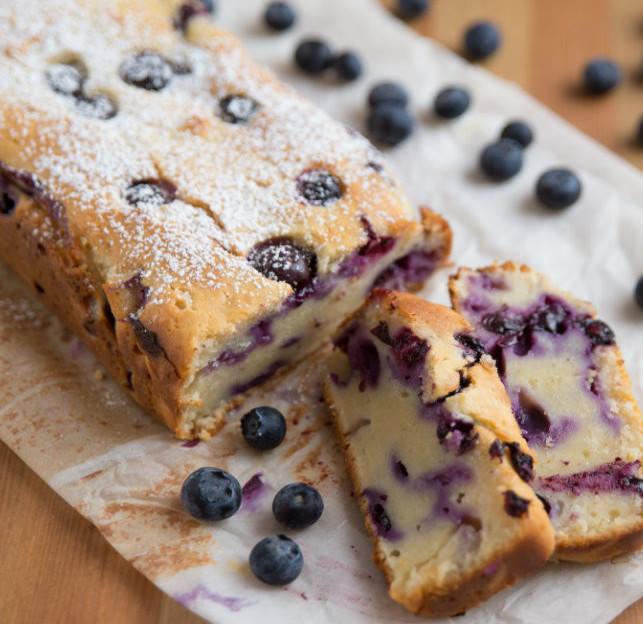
(1, 1, 641, 623)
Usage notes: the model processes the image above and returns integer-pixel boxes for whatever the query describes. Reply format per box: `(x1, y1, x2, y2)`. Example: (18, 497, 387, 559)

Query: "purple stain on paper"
(174, 584, 254, 611)
(242, 472, 268, 512)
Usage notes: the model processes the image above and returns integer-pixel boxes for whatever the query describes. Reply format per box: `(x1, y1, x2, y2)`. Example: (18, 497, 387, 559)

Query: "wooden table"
(1, 2, 641, 623)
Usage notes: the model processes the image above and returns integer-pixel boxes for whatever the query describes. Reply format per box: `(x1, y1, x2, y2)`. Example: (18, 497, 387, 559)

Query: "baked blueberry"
(181, 467, 242, 521)
(500, 120, 533, 148)
(125, 180, 176, 206)
(272, 482, 324, 529)
(367, 81, 408, 109)
(249, 535, 303, 585)
(248, 238, 317, 291)
(395, 0, 430, 20)
(294, 39, 333, 75)
(264, 2, 296, 31)
(635, 276, 643, 310)
(219, 94, 259, 124)
(464, 21, 502, 61)
(333, 51, 363, 82)
(637, 116, 643, 145)
(174, 0, 216, 30)
(535, 168, 582, 209)
(46, 61, 86, 96)
(482, 311, 524, 335)
(367, 104, 414, 147)
(433, 86, 471, 119)
(119, 52, 173, 91)
(296, 169, 343, 205)
(75, 94, 118, 120)
(503, 490, 530, 517)
(580, 319, 615, 346)
(1, 184, 17, 216)
(479, 139, 523, 181)
(583, 58, 622, 95)
(241, 406, 286, 450)
(128, 315, 164, 357)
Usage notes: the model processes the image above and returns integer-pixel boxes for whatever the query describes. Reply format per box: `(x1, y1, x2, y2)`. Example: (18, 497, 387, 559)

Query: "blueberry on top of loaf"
(0, 0, 451, 438)
(450, 262, 643, 562)
(325, 290, 554, 617)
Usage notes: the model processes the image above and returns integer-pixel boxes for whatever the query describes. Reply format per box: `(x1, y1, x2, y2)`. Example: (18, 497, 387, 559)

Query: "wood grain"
(1, 2, 641, 623)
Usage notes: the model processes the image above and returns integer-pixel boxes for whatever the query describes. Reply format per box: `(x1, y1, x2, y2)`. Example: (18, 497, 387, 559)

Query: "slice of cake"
(325, 290, 554, 616)
(450, 262, 643, 562)
(0, 0, 450, 438)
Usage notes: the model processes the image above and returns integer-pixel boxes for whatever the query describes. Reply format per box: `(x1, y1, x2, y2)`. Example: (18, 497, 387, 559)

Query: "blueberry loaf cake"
(0, 0, 450, 438)
(450, 263, 643, 562)
(325, 290, 554, 616)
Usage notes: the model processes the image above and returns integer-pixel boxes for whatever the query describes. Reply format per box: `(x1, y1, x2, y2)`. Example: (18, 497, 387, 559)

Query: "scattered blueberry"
(119, 52, 173, 91)
(479, 139, 523, 181)
(181, 467, 242, 521)
(248, 238, 317, 291)
(367, 81, 409, 109)
(395, 0, 430, 21)
(635, 276, 643, 310)
(272, 482, 324, 529)
(219, 94, 259, 124)
(125, 180, 176, 206)
(464, 21, 502, 61)
(503, 490, 530, 518)
(580, 319, 615, 346)
(46, 61, 86, 96)
(333, 51, 363, 82)
(367, 104, 414, 147)
(296, 169, 343, 205)
(500, 120, 533, 148)
(294, 39, 333, 75)
(583, 58, 622, 95)
(249, 535, 303, 585)
(264, 2, 296, 32)
(241, 406, 286, 450)
(535, 168, 582, 209)
(433, 86, 471, 119)
(75, 94, 118, 120)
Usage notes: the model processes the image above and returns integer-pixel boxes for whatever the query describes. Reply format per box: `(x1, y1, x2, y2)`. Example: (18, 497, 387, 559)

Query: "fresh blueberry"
(294, 39, 333, 75)
(635, 276, 643, 310)
(264, 2, 296, 32)
(367, 81, 409, 109)
(464, 21, 502, 61)
(296, 169, 343, 205)
(119, 52, 174, 91)
(75, 94, 118, 120)
(535, 168, 582, 209)
(333, 51, 363, 82)
(500, 120, 533, 148)
(395, 0, 430, 21)
(367, 104, 414, 147)
(249, 535, 303, 585)
(181, 467, 242, 521)
(272, 482, 324, 529)
(125, 180, 176, 206)
(479, 139, 523, 181)
(583, 58, 622, 95)
(433, 86, 471, 119)
(219, 94, 259, 124)
(248, 238, 317, 291)
(241, 406, 286, 450)
(46, 61, 86, 96)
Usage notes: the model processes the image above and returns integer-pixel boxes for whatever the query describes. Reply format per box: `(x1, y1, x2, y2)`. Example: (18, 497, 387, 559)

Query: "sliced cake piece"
(325, 290, 554, 617)
(450, 262, 643, 562)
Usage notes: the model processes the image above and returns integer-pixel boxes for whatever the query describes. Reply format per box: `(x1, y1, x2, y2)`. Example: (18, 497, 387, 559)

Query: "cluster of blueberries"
(181, 406, 322, 586)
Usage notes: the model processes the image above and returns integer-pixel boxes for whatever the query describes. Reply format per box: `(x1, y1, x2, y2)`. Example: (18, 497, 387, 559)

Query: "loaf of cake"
(0, 0, 450, 438)
(450, 263, 643, 562)
(325, 290, 554, 616)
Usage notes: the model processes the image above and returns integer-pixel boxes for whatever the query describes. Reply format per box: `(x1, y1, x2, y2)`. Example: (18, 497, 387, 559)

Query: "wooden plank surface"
(1, 1, 641, 623)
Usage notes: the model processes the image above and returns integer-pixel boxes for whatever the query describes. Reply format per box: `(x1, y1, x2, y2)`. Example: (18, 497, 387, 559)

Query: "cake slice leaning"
(325, 290, 554, 617)
(450, 262, 643, 562)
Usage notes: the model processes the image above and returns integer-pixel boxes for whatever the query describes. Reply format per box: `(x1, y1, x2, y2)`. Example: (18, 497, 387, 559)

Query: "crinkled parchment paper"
(1, 1, 642, 622)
